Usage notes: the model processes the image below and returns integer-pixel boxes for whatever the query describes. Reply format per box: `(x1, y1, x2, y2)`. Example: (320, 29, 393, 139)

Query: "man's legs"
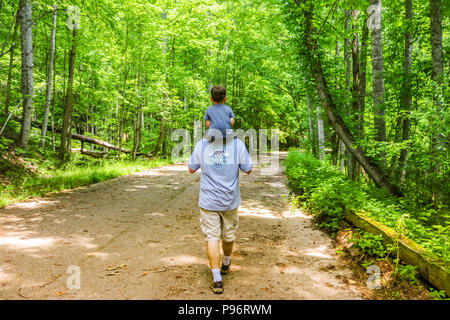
(206, 241, 221, 269)
(222, 241, 234, 257)
(199, 207, 239, 293)
(220, 208, 238, 273)
(200, 208, 224, 293)
(206, 240, 233, 270)
(221, 241, 234, 269)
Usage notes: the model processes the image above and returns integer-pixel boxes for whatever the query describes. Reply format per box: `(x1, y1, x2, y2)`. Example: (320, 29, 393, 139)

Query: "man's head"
(210, 85, 227, 104)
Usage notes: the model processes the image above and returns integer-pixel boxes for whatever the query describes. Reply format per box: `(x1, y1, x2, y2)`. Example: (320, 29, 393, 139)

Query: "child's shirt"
(204, 104, 235, 137)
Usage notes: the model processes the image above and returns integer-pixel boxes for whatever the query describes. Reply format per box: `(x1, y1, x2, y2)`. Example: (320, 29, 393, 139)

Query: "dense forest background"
(0, 1, 448, 245)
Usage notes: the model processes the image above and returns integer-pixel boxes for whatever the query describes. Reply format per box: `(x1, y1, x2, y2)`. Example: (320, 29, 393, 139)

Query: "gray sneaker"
(210, 281, 224, 294)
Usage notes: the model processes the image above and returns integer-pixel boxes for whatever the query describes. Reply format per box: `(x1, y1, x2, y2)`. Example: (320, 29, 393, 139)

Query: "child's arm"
(229, 107, 235, 127)
(204, 110, 211, 128)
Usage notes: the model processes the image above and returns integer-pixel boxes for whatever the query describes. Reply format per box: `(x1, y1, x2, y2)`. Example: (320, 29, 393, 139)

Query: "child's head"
(210, 85, 227, 104)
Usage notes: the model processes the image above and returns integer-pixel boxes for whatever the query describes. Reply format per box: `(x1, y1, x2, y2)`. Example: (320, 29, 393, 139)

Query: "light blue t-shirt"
(204, 104, 235, 137)
(188, 138, 253, 211)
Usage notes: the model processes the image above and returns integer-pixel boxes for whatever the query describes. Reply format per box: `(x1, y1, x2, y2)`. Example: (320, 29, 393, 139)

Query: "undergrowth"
(0, 145, 171, 207)
(285, 149, 449, 263)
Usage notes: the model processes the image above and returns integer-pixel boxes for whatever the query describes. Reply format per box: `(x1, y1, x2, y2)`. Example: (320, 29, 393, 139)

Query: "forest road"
(0, 152, 362, 299)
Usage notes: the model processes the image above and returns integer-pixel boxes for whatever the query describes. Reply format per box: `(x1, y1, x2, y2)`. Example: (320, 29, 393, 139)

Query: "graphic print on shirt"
(207, 146, 231, 169)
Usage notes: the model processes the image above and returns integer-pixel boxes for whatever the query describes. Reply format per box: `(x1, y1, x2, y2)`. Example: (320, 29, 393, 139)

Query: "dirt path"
(0, 153, 362, 299)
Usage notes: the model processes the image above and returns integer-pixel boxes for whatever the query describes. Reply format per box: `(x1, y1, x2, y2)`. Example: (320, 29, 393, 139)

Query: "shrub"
(284, 149, 449, 262)
(350, 231, 386, 258)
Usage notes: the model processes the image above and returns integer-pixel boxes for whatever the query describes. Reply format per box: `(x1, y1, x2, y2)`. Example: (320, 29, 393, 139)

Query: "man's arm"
(237, 139, 253, 174)
(205, 120, 211, 128)
(230, 118, 235, 126)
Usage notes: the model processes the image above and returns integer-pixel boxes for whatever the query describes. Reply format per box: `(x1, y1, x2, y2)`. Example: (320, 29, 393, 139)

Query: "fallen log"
(71, 133, 132, 153)
(72, 148, 108, 158)
(28, 118, 151, 156)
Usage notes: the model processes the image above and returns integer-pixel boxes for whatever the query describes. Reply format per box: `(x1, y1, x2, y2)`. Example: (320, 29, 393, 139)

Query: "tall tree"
(307, 94, 317, 157)
(368, 0, 386, 162)
(296, 0, 402, 196)
(59, 28, 78, 159)
(358, 17, 369, 148)
(350, 9, 361, 181)
(4, 11, 19, 115)
(18, 0, 34, 149)
(429, 0, 444, 200)
(396, 0, 413, 182)
(316, 105, 325, 161)
(430, 0, 443, 84)
(344, 9, 353, 179)
(40, 4, 57, 149)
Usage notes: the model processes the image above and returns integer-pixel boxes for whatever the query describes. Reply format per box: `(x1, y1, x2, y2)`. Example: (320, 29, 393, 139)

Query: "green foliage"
(0, 137, 12, 151)
(285, 149, 365, 236)
(285, 149, 449, 262)
(350, 231, 386, 258)
(429, 288, 449, 300)
(395, 264, 419, 285)
(0, 153, 171, 208)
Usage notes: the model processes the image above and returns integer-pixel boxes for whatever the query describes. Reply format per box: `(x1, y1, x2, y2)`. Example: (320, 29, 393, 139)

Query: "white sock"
(223, 255, 231, 266)
(211, 268, 222, 282)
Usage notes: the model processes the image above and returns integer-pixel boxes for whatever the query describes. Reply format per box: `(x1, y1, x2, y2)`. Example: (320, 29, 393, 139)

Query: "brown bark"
(71, 133, 132, 153)
(59, 28, 78, 159)
(396, 0, 413, 182)
(430, 0, 444, 201)
(430, 0, 443, 83)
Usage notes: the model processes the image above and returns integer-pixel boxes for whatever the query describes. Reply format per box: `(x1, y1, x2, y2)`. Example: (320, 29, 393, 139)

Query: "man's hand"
(205, 120, 210, 128)
(245, 169, 252, 175)
(230, 118, 235, 126)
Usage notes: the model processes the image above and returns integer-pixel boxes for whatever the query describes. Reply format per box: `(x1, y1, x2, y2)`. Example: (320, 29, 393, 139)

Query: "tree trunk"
(59, 28, 78, 159)
(317, 105, 325, 161)
(396, 0, 413, 183)
(338, 139, 345, 172)
(351, 9, 361, 181)
(430, 0, 443, 201)
(18, 0, 34, 149)
(307, 95, 317, 157)
(4, 12, 19, 115)
(117, 22, 129, 159)
(359, 18, 369, 145)
(430, 0, 443, 83)
(133, 107, 143, 158)
(299, 1, 402, 196)
(368, 0, 386, 162)
(344, 10, 353, 179)
(40, 4, 57, 149)
(133, 72, 143, 158)
(51, 50, 56, 151)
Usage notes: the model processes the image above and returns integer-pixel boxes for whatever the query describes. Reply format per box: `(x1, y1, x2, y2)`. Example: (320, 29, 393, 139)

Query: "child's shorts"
(199, 207, 239, 242)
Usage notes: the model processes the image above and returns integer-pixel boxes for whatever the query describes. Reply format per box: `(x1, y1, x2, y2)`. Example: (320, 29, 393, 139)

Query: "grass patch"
(0, 152, 172, 207)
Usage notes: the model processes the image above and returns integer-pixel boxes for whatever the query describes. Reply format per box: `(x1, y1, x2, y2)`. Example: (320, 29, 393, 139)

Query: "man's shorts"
(199, 207, 239, 242)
